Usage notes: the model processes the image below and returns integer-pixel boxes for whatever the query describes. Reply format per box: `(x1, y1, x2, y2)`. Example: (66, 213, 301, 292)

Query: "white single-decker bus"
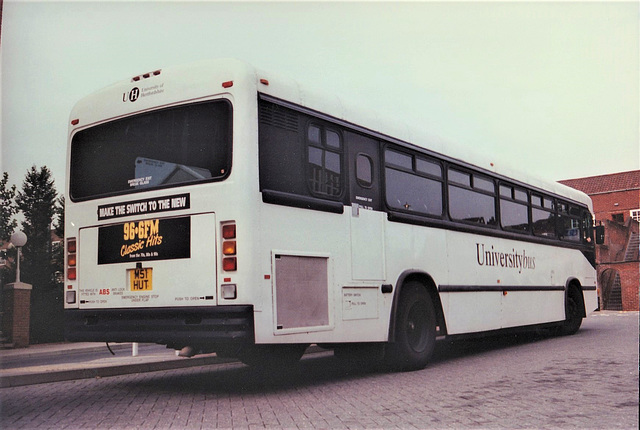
(64, 59, 598, 370)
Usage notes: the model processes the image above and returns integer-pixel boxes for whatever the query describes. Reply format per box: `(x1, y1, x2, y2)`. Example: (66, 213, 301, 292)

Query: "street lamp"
(10, 231, 27, 283)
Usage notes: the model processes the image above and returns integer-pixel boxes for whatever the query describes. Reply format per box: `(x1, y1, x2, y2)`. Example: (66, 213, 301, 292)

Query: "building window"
(630, 209, 640, 222)
(612, 213, 625, 223)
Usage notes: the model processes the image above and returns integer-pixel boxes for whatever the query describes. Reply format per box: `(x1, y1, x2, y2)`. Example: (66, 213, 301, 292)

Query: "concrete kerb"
(0, 342, 134, 360)
(0, 344, 327, 388)
(0, 353, 235, 388)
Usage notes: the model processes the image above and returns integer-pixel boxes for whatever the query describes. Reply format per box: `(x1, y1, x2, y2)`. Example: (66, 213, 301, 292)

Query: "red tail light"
(222, 224, 236, 239)
(221, 222, 237, 271)
(67, 238, 77, 282)
(222, 258, 237, 272)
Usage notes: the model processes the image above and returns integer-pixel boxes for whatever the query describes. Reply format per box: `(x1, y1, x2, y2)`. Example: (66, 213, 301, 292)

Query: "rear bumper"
(65, 306, 254, 347)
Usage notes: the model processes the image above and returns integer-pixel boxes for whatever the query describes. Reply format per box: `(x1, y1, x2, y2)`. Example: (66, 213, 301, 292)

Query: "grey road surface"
(0, 311, 637, 429)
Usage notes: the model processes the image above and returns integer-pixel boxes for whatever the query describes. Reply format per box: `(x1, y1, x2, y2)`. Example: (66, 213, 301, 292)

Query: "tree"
(51, 196, 65, 287)
(54, 195, 65, 239)
(0, 172, 18, 242)
(0, 172, 18, 288)
(15, 166, 61, 343)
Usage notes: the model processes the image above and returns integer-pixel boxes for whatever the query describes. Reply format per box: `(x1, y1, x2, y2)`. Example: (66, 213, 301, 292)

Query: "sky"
(1, 1, 639, 197)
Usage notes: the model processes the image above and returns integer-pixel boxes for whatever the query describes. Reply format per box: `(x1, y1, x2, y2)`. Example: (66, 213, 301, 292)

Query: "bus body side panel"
(252, 204, 394, 345)
(442, 230, 594, 335)
(384, 218, 449, 326)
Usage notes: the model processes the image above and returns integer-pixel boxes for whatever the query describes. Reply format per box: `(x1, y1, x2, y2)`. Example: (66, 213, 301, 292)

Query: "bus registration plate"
(130, 268, 152, 291)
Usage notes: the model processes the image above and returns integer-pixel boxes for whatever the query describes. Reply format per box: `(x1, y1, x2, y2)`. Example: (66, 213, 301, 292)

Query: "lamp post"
(10, 231, 27, 283)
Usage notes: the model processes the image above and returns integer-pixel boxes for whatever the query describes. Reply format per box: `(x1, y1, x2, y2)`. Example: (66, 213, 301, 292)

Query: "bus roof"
(252, 61, 592, 209)
(70, 58, 592, 210)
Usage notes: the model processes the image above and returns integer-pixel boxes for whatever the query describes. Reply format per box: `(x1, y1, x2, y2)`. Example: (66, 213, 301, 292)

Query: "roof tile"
(559, 170, 640, 195)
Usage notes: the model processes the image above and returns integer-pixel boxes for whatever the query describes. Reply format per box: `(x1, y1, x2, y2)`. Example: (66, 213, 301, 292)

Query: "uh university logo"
(123, 87, 140, 102)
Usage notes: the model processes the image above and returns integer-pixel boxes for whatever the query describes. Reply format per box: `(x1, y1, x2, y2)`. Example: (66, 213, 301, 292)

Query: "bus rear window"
(70, 100, 232, 201)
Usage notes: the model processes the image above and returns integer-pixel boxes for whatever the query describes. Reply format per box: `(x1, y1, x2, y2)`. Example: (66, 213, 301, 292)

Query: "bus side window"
(307, 124, 344, 198)
(448, 168, 497, 226)
(558, 202, 580, 242)
(532, 194, 556, 238)
(582, 211, 594, 243)
(499, 184, 529, 232)
(384, 148, 443, 217)
(356, 154, 373, 188)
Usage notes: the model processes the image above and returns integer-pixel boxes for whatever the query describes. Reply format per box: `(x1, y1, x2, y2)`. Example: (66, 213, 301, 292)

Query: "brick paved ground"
(1, 311, 637, 429)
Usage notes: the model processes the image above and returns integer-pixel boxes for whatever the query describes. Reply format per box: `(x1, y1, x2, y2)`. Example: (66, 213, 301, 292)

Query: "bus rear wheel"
(386, 282, 436, 371)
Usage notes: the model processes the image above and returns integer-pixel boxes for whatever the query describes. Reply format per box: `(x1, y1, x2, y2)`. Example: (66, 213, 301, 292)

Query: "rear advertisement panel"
(98, 216, 191, 264)
(78, 213, 217, 309)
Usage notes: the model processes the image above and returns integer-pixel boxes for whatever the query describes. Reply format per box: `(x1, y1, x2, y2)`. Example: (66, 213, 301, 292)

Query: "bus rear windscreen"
(70, 100, 232, 201)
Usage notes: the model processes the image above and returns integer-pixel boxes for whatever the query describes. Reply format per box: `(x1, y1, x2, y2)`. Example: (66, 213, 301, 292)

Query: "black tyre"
(558, 288, 584, 336)
(386, 282, 436, 371)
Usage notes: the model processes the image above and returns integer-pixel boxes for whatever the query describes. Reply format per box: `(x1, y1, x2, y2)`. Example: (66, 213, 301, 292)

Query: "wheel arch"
(565, 277, 586, 318)
(388, 270, 447, 342)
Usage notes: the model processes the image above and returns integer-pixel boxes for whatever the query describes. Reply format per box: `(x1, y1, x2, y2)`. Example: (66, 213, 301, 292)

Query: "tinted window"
(499, 184, 529, 232)
(559, 215, 581, 242)
(532, 207, 556, 237)
(416, 158, 442, 178)
(384, 148, 443, 217)
(386, 168, 443, 216)
(448, 167, 497, 226)
(474, 176, 494, 193)
(501, 199, 529, 231)
(326, 130, 341, 149)
(70, 100, 232, 201)
(307, 124, 343, 198)
(356, 154, 373, 187)
(449, 186, 497, 226)
(558, 203, 581, 242)
(514, 188, 528, 202)
(448, 169, 471, 187)
(582, 211, 594, 243)
(385, 150, 412, 170)
(308, 125, 321, 144)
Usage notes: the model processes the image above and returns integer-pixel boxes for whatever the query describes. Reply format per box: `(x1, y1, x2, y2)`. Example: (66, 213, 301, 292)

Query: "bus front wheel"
(386, 282, 436, 371)
(557, 287, 584, 336)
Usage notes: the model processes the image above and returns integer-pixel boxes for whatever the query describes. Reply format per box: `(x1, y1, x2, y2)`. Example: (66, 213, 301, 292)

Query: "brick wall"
(595, 219, 639, 311)
(2, 283, 32, 347)
(598, 262, 640, 311)
(597, 219, 634, 263)
(592, 189, 640, 223)
(620, 262, 640, 311)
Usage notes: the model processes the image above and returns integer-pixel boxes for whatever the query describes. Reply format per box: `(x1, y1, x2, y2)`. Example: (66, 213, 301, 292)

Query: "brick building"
(559, 170, 639, 311)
